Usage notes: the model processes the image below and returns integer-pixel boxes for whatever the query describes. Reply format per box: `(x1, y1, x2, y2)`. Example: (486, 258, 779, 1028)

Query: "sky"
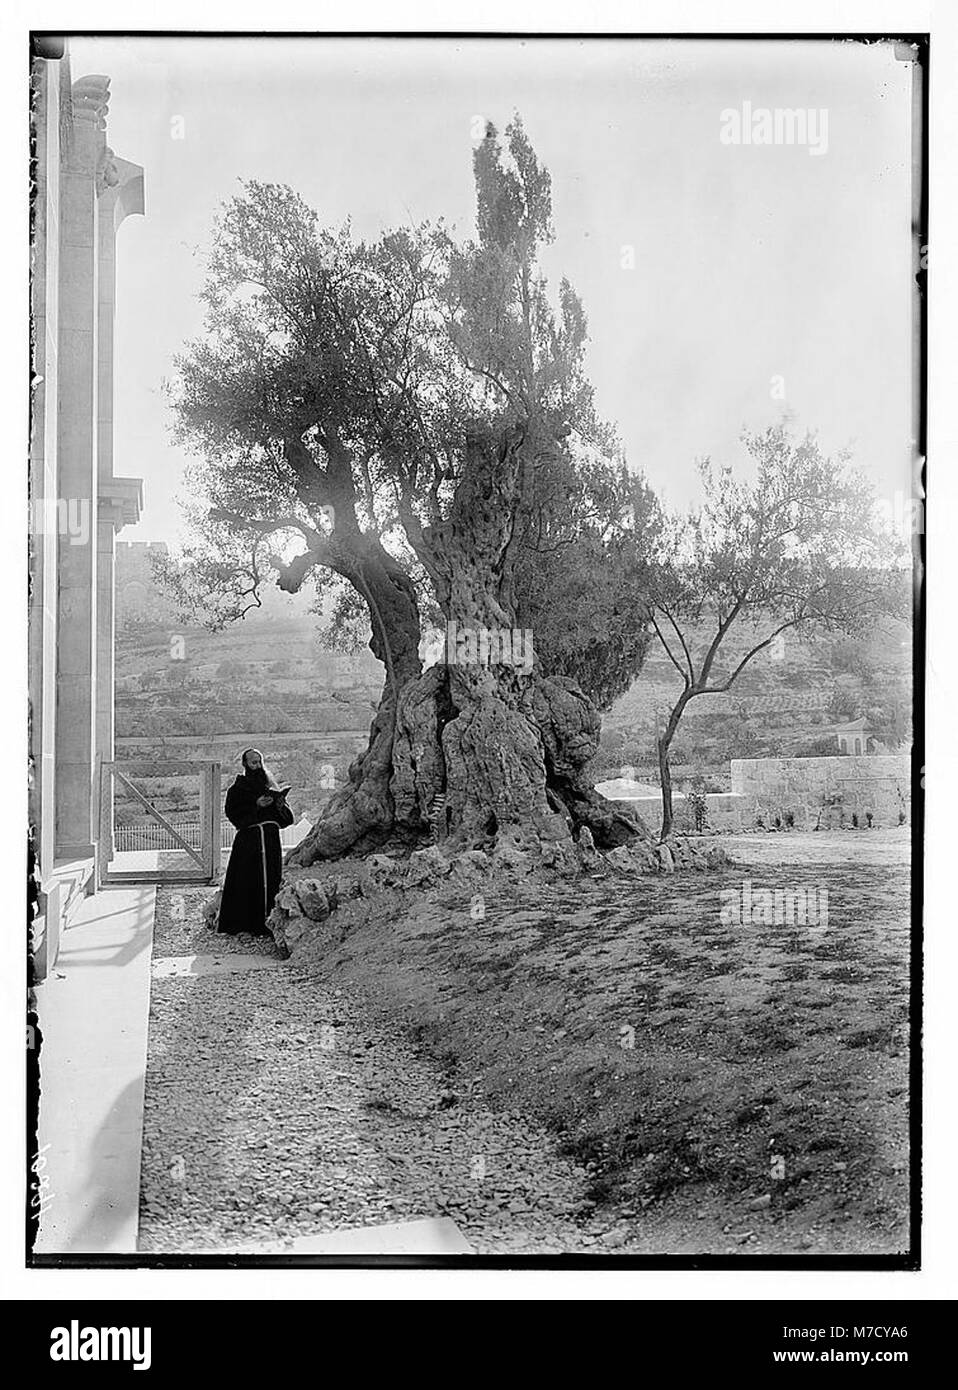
(69, 35, 919, 545)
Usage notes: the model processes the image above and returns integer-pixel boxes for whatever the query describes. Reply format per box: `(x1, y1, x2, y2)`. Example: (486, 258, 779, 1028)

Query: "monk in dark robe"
(216, 748, 294, 937)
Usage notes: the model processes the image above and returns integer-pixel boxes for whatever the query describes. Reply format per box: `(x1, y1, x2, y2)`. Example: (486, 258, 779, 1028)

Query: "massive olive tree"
(168, 118, 658, 863)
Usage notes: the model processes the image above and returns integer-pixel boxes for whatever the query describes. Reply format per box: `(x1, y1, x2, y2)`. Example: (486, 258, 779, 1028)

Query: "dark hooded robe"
(216, 767, 294, 936)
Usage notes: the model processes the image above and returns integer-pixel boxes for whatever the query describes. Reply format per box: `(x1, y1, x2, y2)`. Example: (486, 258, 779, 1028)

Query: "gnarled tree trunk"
(287, 531, 423, 863)
(289, 425, 652, 867)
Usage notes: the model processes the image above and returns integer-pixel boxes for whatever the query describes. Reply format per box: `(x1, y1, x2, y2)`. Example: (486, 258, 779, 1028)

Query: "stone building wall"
(28, 43, 144, 978)
(730, 755, 910, 828)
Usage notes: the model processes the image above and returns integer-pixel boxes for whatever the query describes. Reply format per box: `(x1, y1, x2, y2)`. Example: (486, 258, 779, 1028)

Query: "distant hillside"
(113, 545, 912, 818)
(114, 626, 379, 816)
(115, 545, 380, 822)
(597, 617, 912, 790)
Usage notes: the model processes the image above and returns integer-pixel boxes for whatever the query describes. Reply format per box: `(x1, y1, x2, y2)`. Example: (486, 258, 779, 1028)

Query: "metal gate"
(98, 760, 221, 885)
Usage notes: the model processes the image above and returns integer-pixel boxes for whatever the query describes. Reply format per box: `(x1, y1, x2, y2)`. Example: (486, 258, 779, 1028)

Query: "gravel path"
(139, 888, 614, 1255)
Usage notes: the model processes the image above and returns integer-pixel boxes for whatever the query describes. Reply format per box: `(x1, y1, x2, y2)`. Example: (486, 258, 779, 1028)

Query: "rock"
(267, 909, 314, 955)
(656, 844, 676, 874)
(446, 850, 489, 890)
(668, 839, 711, 872)
(295, 879, 331, 922)
(404, 844, 451, 887)
(268, 885, 300, 929)
(357, 871, 380, 899)
(492, 837, 532, 872)
(539, 838, 580, 876)
(329, 873, 362, 903)
(532, 811, 572, 842)
(366, 853, 397, 882)
(747, 1193, 772, 1211)
(576, 826, 603, 869)
(605, 843, 656, 874)
(599, 1226, 628, 1247)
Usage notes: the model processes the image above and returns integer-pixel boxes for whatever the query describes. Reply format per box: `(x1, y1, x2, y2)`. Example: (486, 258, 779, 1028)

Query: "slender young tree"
(645, 425, 908, 839)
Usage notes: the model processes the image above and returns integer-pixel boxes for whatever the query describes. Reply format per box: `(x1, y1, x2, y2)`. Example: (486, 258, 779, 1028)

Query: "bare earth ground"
(139, 828, 912, 1257)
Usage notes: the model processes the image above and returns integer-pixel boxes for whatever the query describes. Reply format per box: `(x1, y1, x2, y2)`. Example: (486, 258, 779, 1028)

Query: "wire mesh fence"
(114, 821, 235, 852)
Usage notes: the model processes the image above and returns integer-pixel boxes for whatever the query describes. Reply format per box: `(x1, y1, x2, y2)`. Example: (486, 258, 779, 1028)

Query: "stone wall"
(730, 755, 910, 828)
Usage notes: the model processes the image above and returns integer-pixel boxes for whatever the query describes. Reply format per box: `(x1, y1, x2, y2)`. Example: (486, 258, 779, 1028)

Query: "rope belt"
(255, 818, 281, 923)
(258, 823, 267, 921)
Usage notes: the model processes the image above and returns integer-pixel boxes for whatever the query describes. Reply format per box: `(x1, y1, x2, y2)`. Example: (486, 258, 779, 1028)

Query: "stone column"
(54, 72, 144, 870)
(96, 482, 142, 869)
(95, 160, 144, 873)
(53, 74, 107, 862)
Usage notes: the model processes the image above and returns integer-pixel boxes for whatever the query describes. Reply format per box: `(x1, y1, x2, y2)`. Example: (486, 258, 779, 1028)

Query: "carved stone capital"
(71, 74, 110, 131)
(98, 477, 143, 532)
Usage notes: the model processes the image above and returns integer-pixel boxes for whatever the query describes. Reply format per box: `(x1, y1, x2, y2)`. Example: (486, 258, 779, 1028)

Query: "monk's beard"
(246, 767, 270, 791)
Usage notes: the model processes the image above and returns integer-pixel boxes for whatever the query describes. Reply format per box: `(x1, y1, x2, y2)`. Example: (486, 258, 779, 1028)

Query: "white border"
(2, 0, 953, 1304)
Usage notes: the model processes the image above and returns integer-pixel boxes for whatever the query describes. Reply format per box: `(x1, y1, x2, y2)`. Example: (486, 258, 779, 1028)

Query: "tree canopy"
(166, 117, 657, 707)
